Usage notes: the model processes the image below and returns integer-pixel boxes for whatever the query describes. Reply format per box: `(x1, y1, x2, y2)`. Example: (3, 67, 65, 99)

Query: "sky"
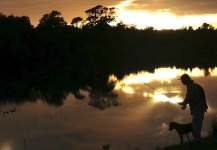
(1, 0, 217, 30)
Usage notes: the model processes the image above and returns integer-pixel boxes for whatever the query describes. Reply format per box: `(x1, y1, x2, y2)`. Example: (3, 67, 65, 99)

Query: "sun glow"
(122, 87, 134, 94)
(143, 91, 182, 103)
(117, 10, 178, 29)
(0, 143, 11, 150)
(118, 0, 133, 7)
(152, 92, 182, 103)
(210, 67, 217, 76)
(114, 67, 217, 104)
(115, 0, 217, 30)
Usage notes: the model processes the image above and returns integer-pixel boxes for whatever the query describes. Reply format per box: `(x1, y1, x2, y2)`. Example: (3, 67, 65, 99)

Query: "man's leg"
(192, 110, 205, 142)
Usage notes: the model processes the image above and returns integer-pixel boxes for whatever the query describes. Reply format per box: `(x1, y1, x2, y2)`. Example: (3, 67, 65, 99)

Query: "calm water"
(1, 67, 217, 150)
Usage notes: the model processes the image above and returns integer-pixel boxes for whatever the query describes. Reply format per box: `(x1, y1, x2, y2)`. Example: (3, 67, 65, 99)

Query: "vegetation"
(208, 116, 217, 137)
(164, 136, 217, 150)
(0, 6, 217, 108)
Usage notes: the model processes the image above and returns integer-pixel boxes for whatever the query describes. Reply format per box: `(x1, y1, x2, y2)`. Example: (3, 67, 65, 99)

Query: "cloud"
(121, 0, 217, 16)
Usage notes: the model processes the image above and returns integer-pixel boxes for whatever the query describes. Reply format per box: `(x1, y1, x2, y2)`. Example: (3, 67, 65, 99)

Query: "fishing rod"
(130, 75, 172, 99)
(130, 75, 186, 109)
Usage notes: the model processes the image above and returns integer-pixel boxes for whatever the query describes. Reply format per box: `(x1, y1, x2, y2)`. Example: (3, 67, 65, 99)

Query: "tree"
(84, 5, 116, 28)
(145, 26, 155, 31)
(0, 13, 6, 23)
(197, 22, 215, 30)
(0, 13, 32, 28)
(188, 26, 194, 31)
(38, 10, 67, 28)
(71, 17, 83, 28)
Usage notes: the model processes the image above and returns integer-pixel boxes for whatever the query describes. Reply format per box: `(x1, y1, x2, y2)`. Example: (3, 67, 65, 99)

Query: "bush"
(208, 116, 217, 137)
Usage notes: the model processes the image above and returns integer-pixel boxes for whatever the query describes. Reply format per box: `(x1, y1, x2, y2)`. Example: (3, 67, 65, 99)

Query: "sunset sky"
(1, 0, 217, 30)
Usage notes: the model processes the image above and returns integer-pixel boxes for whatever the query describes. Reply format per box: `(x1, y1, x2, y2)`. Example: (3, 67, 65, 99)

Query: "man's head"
(179, 74, 192, 85)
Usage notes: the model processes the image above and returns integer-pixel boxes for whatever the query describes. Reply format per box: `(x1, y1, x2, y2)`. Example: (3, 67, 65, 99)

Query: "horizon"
(1, 0, 217, 30)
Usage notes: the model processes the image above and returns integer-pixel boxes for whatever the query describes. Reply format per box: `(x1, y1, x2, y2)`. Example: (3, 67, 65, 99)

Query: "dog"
(169, 122, 193, 144)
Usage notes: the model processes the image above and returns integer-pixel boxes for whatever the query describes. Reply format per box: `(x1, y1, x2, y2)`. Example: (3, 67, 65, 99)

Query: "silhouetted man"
(178, 74, 208, 144)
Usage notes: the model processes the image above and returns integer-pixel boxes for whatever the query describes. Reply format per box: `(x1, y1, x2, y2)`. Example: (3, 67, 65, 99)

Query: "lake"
(0, 67, 217, 150)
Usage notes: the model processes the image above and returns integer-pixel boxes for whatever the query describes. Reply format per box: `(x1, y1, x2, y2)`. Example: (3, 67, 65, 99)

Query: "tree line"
(0, 5, 217, 108)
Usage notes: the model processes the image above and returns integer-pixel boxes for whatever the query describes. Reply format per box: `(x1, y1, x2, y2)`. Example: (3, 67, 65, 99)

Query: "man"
(178, 74, 208, 144)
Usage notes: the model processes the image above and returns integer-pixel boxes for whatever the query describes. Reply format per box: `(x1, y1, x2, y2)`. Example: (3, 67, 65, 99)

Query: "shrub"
(208, 116, 217, 137)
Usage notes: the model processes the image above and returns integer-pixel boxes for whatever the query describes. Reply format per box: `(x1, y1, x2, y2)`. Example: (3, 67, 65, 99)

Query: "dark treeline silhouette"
(0, 6, 217, 109)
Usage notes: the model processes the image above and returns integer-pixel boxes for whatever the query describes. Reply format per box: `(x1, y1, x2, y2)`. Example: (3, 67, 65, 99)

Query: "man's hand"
(178, 102, 187, 110)
(181, 105, 187, 110)
(178, 102, 184, 105)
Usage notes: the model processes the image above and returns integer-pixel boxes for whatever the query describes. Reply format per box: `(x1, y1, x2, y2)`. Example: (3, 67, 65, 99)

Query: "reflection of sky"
(1, 67, 217, 150)
(113, 67, 217, 104)
(0, 142, 11, 150)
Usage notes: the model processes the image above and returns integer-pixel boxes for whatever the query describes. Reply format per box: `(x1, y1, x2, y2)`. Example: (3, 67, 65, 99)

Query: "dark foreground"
(164, 136, 217, 150)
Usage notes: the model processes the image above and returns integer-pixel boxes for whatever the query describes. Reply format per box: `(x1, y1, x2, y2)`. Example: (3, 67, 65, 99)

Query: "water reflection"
(0, 142, 11, 150)
(114, 67, 217, 104)
(1, 67, 217, 150)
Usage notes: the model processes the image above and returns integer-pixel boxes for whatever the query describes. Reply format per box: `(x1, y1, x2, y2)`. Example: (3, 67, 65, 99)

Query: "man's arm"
(178, 84, 196, 106)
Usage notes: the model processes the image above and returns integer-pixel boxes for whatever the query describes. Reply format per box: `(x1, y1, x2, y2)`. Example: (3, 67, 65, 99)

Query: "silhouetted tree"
(0, 13, 32, 28)
(38, 10, 67, 28)
(84, 5, 116, 28)
(115, 21, 127, 29)
(188, 26, 194, 31)
(0, 13, 6, 22)
(145, 26, 155, 31)
(71, 17, 83, 28)
(197, 22, 215, 30)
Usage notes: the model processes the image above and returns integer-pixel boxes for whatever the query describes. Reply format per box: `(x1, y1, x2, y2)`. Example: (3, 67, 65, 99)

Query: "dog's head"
(168, 122, 176, 131)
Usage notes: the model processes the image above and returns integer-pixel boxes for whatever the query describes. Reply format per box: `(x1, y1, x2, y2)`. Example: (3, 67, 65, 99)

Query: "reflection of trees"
(0, 107, 20, 117)
(1, 6, 217, 109)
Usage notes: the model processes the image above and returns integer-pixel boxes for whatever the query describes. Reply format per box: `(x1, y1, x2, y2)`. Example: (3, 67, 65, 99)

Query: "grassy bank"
(164, 117, 217, 150)
(164, 136, 217, 150)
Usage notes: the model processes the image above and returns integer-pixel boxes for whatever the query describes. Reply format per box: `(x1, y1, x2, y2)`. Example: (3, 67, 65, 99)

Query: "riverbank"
(164, 136, 217, 150)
